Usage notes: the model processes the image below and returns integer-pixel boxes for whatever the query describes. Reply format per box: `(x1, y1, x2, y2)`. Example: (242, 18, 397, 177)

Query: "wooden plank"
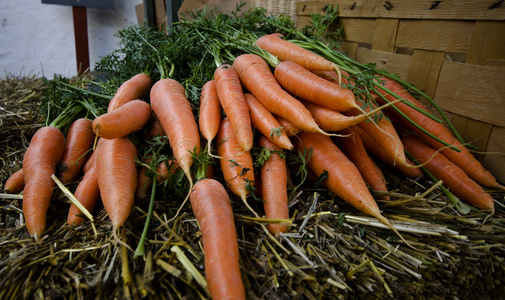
(450, 115, 493, 161)
(396, 19, 474, 52)
(155, 0, 166, 29)
(467, 21, 505, 65)
(338, 18, 376, 44)
(371, 18, 399, 52)
(434, 61, 505, 127)
(339, 41, 359, 60)
(135, 3, 145, 25)
(406, 50, 445, 99)
(481, 125, 505, 185)
(72, 6, 90, 75)
(296, 0, 505, 20)
(355, 48, 412, 79)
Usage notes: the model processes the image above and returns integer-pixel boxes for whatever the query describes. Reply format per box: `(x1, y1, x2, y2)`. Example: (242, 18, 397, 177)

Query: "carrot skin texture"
(275, 60, 357, 111)
(67, 163, 100, 226)
(190, 179, 245, 300)
(302, 100, 370, 132)
(245, 93, 293, 150)
(214, 64, 253, 151)
(232, 54, 326, 135)
(96, 137, 138, 229)
(59, 118, 95, 183)
(275, 116, 300, 137)
(108, 73, 153, 112)
(93, 100, 152, 139)
(4, 169, 24, 194)
(199, 80, 222, 150)
(22, 126, 66, 238)
(259, 136, 289, 236)
(83, 152, 96, 174)
(402, 135, 494, 211)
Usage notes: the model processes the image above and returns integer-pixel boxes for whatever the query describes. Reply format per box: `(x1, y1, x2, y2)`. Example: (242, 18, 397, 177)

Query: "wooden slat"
(135, 4, 145, 25)
(296, 0, 505, 20)
(155, 0, 166, 29)
(338, 18, 376, 44)
(339, 41, 359, 60)
(355, 48, 412, 79)
(395, 19, 474, 52)
(434, 61, 505, 127)
(371, 18, 399, 52)
(481, 125, 505, 184)
(450, 115, 493, 161)
(467, 21, 505, 65)
(406, 50, 445, 99)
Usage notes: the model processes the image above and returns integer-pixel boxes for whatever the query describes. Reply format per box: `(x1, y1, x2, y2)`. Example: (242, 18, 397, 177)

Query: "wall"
(0, 0, 140, 78)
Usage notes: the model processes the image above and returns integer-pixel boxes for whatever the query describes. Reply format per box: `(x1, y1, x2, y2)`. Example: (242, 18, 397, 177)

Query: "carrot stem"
(134, 173, 157, 258)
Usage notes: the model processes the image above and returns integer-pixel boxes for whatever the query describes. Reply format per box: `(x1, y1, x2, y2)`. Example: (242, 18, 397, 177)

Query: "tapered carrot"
(402, 135, 494, 211)
(232, 54, 330, 136)
(259, 136, 289, 236)
(4, 169, 24, 194)
(108, 73, 153, 112)
(96, 137, 138, 230)
(199, 80, 222, 157)
(275, 116, 300, 137)
(245, 93, 293, 150)
(145, 117, 165, 138)
(67, 162, 100, 226)
(190, 178, 245, 300)
(93, 100, 152, 139)
(214, 64, 254, 151)
(83, 151, 96, 174)
(59, 118, 95, 183)
(22, 126, 66, 239)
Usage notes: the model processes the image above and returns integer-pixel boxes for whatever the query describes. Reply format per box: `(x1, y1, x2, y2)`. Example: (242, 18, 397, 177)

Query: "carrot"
(199, 80, 222, 157)
(96, 137, 138, 230)
(335, 127, 389, 200)
(375, 76, 504, 190)
(214, 64, 254, 151)
(275, 60, 358, 111)
(59, 118, 95, 184)
(108, 73, 153, 112)
(217, 117, 257, 216)
(156, 159, 180, 183)
(245, 93, 293, 150)
(136, 158, 180, 199)
(402, 135, 494, 211)
(275, 115, 300, 137)
(145, 117, 165, 138)
(232, 54, 330, 136)
(256, 33, 339, 71)
(189, 178, 245, 300)
(259, 136, 290, 236)
(22, 126, 66, 239)
(83, 151, 96, 174)
(67, 162, 100, 226)
(4, 169, 24, 194)
(93, 100, 152, 139)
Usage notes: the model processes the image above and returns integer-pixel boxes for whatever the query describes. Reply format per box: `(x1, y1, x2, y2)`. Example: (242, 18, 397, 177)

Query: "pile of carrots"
(3, 32, 504, 300)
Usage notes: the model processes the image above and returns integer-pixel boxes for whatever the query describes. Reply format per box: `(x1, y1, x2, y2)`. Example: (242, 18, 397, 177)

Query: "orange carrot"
(67, 162, 100, 226)
(402, 135, 494, 211)
(4, 169, 24, 194)
(189, 178, 245, 300)
(93, 100, 152, 139)
(22, 126, 66, 239)
(232, 54, 329, 136)
(59, 118, 95, 184)
(199, 80, 222, 156)
(275, 115, 300, 137)
(245, 93, 293, 150)
(108, 73, 153, 112)
(83, 151, 96, 174)
(145, 117, 165, 138)
(96, 137, 138, 230)
(214, 64, 254, 151)
(259, 136, 289, 236)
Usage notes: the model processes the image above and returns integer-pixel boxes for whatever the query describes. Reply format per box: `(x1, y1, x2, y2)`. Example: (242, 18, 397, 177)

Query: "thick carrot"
(59, 118, 95, 183)
(189, 178, 245, 300)
(335, 127, 389, 200)
(245, 93, 293, 150)
(232, 54, 329, 136)
(93, 99, 152, 139)
(259, 136, 289, 236)
(83, 151, 96, 174)
(67, 162, 100, 226)
(4, 169, 24, 194)
(275, 60, 358, 111)
(199, 80, 222, 157)
(108, 73, 153, 112)
(96, 137, 138, 230)
(375, 76, 504, 190)
(402, 135, 494, 211)
(22, 126, 66, 239)
(256, 33, 339, 71)
(214, 64, 254, 151)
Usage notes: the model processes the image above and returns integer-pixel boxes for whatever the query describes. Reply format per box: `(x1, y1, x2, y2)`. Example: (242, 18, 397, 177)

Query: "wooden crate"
(297, 0, 505, 184)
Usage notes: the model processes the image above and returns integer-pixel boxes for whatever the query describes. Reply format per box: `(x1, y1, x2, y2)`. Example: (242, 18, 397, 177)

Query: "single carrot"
(59, 118, 95, 184)
(402, 135, 495, 211)
(259, 136, 290, 236)
(214, 64, 254, 151)
(156, 159, 180, 183)
(245, 93, 293, 150)
(96, 137, 138, 230)
(145, 117, 165, 138)
(108, 73, 153, 112)
(275, 115, 300, 137)
(4, 169, 24, 194)
(22, 126, 66, 239)
(199, 80, 223, 157)
(67, 162, 100, 226)
(189, 178, 245, 300)
(83, 151, 96, 174)
(136, 158, 180, 199)
(93, 99, 152, 140)
(232, 54, 330, 136)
